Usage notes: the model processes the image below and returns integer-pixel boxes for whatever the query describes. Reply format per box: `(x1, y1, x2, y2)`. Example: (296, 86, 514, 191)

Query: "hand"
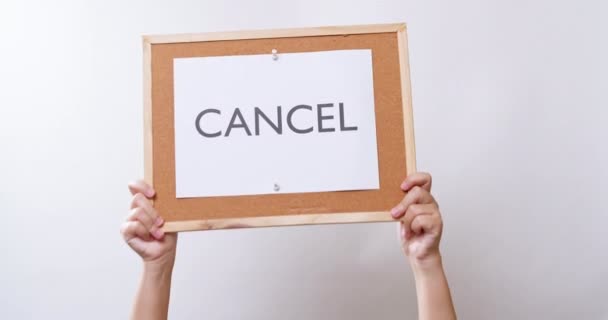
(391, 173, 443, 266)
(121, 180, 177, 270)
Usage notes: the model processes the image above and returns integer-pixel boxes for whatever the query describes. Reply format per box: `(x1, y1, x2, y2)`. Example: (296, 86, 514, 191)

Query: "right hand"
(121, 180, 177, 269)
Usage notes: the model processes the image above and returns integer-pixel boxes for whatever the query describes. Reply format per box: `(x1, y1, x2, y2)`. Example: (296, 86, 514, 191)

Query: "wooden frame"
(143, 23, 416, 232)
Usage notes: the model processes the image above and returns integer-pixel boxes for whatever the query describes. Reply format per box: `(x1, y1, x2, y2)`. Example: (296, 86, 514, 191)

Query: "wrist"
(409, 252, 444, 277)
(143, 258, 175, 278)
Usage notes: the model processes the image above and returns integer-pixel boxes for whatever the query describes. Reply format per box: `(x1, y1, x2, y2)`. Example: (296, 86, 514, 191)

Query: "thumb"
(126, 237, 149, 257)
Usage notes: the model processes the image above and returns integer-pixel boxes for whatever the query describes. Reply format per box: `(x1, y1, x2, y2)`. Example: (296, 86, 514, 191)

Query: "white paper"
(173, 49, 379, 198)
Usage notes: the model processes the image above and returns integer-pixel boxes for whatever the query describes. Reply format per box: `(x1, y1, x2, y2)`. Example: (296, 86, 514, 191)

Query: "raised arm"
(121, 180, 178, 320)
(391, 173, 456, 320)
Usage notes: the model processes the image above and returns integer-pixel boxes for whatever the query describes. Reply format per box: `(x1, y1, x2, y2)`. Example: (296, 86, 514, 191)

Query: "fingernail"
(152, 228, 164, 239)
(400, 182, 409, 190)
(155, 216, 164, 227)
(390, 207, 400, 218)
(145, 189, 155, 197)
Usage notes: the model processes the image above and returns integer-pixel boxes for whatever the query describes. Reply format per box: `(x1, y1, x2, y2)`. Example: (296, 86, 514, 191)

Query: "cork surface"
(149, 32, 408, 221)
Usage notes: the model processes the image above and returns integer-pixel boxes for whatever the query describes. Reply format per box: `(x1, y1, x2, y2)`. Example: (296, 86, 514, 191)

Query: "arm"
(121, 180, 178, 320)
(132, 261, 174, 320)
(410, 254, 455, 320)
(391, 173, 456, 320)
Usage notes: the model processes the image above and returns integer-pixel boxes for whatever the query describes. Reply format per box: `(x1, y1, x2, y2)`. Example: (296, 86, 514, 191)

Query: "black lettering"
(339, 102, 358, 131)
(195, 109, 222, 138)
(287, 105, 314, 134)
(225, 108, 252, 137)
(317, 103, 335, 133)
(255, 106, 283, 135)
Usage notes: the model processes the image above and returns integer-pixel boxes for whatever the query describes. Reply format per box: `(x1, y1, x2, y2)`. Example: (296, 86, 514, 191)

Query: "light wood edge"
(397, 26, 417, 174)
(143, 23, 406, 44)
(142, 39, 154, 193)
(162, 211, 398, 232)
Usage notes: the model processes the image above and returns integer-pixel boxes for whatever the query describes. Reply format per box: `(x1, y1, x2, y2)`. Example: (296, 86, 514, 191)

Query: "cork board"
(143, 24, 416, 232)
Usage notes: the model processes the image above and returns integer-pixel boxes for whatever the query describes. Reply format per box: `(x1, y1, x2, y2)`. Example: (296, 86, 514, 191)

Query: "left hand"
(391, 172, 443, 264)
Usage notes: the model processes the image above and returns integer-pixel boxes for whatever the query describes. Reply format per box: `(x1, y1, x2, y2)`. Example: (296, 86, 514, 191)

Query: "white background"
(174, 51, 379, 198)
(0, 0, 606, 319)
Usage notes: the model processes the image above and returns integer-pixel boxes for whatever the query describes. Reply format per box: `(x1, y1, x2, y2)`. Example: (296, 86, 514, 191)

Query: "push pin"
(271, 49, 278, 61)
(273, 183, 280, 192)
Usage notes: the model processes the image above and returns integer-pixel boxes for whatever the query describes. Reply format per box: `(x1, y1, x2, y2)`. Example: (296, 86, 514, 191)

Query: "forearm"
(131, 263, 174, 320)
(411, 255, 456, 320)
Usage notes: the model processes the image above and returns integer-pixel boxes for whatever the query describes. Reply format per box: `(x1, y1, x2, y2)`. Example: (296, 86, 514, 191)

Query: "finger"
(411, 214, 442, 236)
(400, 172, 432, 192)
(398, 221, 406, 241)
(402, 204, 436, 236)
(120, 220, 151, 242)
(128, 180, 155, 198)
(130, 193, 162, 226)
(128, 207, 154, 229)
(127, 208, 164, 240)
(390, 186, 435, 218)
